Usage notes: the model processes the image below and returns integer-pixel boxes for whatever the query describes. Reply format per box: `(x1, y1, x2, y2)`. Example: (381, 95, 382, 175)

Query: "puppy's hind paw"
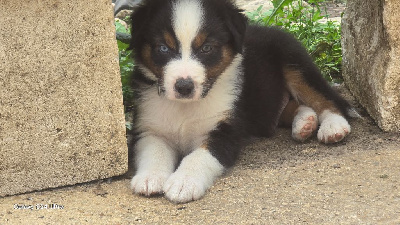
(318, 111, 351, 144)
(292, 106, 318, 142)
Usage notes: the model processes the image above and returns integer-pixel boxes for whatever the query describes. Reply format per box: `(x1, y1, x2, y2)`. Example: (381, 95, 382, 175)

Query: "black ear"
(223, 2, 248, 53)
(128, 1, 154, 50)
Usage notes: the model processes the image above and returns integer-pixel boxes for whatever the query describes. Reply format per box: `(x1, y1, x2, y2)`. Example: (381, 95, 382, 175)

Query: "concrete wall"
(0, 0, 128, 196)
(342, 0, 400, 132)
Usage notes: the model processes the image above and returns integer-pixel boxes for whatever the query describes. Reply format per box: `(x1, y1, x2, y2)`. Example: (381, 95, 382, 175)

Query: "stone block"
(0, 0, 127, 196)
(342, 0, 400, 132)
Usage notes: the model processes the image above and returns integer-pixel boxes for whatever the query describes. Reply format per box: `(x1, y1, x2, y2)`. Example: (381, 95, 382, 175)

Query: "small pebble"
(332, 164, 341, 169)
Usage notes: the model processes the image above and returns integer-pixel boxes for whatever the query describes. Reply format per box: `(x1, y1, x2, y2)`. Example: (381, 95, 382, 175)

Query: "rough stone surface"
(0, 0, 127, 196)
(342, 0, 400, 132)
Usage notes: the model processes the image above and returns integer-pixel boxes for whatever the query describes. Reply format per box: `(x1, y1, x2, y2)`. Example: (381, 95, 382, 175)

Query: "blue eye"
(200, 44, 213, 53)
(159, 45, 169, 53)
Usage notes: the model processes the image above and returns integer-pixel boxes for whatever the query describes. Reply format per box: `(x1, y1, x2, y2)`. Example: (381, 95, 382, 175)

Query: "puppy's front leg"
(163, 122, 243, 203)
(131, 135, 178, 196)
(163, 148, 224, 203)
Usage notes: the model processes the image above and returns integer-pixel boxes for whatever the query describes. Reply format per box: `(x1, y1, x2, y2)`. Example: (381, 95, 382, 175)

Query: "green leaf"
(266, 0, 295, 25)
(115, 19, 129, 34)
(117, 40, 130, 51)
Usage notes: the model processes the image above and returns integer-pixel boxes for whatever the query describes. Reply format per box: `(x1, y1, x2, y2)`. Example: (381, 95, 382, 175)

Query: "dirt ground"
(1, 1, 400, 224)
(1, 89, 399, 224)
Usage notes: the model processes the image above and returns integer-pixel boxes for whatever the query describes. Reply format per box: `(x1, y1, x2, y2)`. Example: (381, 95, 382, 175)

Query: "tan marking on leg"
(283, 69, 340, 115)
(284, 69, 351, 144)
(279, 100, 300, 127)
(200, 142, 209, 150)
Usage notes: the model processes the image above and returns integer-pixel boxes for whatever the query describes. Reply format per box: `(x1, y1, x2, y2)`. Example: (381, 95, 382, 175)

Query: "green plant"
(247, 0, 343, 83)
(115, 19, 134, 110)
(115, 18, 135, 130)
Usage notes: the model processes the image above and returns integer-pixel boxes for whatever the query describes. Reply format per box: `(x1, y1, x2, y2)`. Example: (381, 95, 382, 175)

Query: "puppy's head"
(130, 0, 247, 102)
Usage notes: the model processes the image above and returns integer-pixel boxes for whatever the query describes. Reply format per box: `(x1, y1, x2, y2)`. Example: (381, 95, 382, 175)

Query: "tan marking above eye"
(142, 44, 163, 77)
(163, 32, 177, 50)
(206, 45, 234, 78)
(193, 32, 208, 49)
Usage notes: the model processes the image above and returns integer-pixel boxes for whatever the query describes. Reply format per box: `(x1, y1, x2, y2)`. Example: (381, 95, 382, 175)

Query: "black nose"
(174, 77, 195, 98)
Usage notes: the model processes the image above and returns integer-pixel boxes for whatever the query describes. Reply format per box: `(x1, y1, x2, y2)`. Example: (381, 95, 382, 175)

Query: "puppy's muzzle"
(174, 77, 195, 99)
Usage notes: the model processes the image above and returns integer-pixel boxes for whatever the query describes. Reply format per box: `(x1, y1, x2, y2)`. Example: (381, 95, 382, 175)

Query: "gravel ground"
(2, 1, 400, 224)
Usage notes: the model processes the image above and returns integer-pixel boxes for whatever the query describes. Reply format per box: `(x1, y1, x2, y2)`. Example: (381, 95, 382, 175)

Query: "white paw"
(163, 171, 207, 203)
(318, 111, 351, 144)
(131, 171, 171, 196)
(292, 106, 318, 142)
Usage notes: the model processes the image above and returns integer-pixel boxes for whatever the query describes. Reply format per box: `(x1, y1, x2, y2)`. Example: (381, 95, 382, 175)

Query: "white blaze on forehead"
(172, 0, 204, 58)
(163, 0, 205, 101)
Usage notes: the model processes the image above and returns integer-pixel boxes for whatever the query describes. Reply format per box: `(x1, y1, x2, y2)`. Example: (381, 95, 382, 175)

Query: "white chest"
(135, 55, 243, 154)
(136, 87, 230, 153)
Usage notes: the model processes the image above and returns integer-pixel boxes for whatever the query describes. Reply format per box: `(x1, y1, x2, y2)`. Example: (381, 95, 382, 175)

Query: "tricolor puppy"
(128, 0, 353, 203)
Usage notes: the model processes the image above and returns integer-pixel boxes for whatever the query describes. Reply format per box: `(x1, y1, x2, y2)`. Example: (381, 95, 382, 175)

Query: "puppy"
(128, 0, 352, 203)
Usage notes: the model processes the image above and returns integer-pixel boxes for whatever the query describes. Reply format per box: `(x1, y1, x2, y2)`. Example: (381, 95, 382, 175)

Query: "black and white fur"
(128, 0, 353, 203)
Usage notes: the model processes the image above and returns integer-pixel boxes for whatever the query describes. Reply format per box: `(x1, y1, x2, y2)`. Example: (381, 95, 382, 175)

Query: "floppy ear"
(129, 1, 153, 50)
(223, 3, 248, 53)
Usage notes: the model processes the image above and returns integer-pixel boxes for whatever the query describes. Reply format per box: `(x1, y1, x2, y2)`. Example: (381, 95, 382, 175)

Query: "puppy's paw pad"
(318, 114, 350, 144)
(131, 172, 170, 196)
(292, 107, 318, 142)
(163, 172, 206, 203)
